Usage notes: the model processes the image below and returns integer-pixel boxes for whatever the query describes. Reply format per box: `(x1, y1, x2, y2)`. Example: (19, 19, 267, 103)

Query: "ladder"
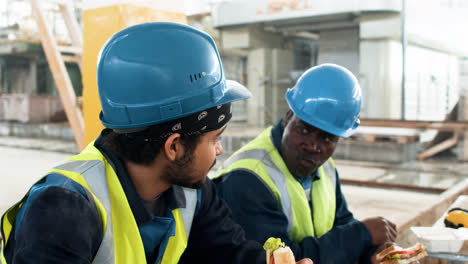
(29, 0, 85, 150)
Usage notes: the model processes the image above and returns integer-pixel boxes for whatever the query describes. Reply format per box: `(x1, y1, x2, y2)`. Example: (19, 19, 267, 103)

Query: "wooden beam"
(58, 2, 82, 49)
(464, 132, 468, 161)
(29, 0, 84, 150)
(57, 45, 82, 55)
(417, 132, 459, 160)
(360, 119, 468, 131)
(341, 179, 445, 194)
(58, 1, 82, 73)
(62, 54, 80, 62)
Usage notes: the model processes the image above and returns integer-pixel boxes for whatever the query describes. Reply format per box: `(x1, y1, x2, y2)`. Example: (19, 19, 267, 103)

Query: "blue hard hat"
(97, 22, 252, 129)
(285, 64, 362, 138)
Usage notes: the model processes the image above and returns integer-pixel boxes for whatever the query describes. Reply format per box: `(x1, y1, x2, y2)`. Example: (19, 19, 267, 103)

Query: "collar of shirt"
(94, 135, 187, 226)
(270, 119, 321, 184)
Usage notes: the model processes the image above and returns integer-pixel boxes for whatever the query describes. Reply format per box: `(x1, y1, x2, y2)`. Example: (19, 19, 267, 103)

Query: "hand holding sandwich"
(263, 237, 313, 264)
(362, 217, 397, 246)
(372, 243, 395, 264)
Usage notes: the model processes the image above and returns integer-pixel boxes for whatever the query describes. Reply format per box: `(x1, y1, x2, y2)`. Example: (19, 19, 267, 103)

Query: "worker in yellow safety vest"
(0, 22, 313, 264)
(213, 64, 398, 264)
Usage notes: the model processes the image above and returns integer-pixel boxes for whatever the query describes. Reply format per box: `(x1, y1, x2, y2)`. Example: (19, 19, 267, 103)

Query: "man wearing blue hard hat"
(0, 22, 312, 264)
(213, 64, 398, 264)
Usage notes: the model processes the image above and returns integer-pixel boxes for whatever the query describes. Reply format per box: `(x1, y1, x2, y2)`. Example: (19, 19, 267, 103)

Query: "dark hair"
(100, 126, 202, 165)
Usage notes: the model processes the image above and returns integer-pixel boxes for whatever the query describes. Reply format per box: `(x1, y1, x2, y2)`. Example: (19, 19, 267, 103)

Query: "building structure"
(211, 0, 468, 126)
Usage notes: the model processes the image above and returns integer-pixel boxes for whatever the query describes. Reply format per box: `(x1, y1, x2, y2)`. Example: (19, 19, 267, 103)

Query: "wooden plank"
(418, 132, 459, 160)
(58, 1, 82, 73)
(351, 134, 420, 144)
(58, 2, 82, 49)
(57, 45, 82, 54)
(62, 54, 82, 71)
(341, 179, 445, 194)
(29, 0, 84, 150)
(363, 134, 376, 142)
(62, 54, 80, 63)
(464, 131, 468, 161)
(396, 136, 410, 144)
(361, 119, 468, 131)
(357, 126, 420, 136)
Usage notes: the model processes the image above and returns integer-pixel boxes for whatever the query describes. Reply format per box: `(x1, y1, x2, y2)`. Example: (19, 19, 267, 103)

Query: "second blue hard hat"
(97, 22, 252, 129)
(285, 64, 362, 138)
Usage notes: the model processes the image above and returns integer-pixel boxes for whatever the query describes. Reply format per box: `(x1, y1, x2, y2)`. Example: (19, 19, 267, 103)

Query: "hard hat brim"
(218, 80, 252, 105)
(99, 79, 251, 130)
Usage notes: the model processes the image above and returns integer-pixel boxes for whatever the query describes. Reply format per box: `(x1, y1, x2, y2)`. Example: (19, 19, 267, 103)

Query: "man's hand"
(362, 217, 397, 246)
(296, 258, 313, 264)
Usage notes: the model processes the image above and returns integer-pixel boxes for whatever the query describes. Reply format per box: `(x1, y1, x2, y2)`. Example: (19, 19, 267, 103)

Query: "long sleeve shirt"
(214, 120, 375, 264)
(3, 135, 265, 264)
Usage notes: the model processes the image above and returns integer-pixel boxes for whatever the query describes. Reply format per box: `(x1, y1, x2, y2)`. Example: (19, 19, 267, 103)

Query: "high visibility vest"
(213, 127, 336, 241)
(1, 142, 197, 264)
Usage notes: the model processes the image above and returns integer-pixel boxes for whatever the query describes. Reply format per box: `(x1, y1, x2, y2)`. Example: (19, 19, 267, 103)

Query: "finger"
(389, 225, 398, 241)
(387, 228, 397, 242)
(386, 219, 397, 230)
(296, 258, 314, 264)
(384, 230, 393, 243)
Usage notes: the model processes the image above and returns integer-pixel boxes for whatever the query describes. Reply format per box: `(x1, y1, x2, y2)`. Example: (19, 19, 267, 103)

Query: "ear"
(163, 133, 184, 162)
(283, 110, 293, 127)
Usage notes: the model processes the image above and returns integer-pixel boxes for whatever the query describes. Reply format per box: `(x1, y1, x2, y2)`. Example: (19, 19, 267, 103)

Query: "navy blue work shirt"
(3, 135, 265, 264)
(214, 120, 376, 264)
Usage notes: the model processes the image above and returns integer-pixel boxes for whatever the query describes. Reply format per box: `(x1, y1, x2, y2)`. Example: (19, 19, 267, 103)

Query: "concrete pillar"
(0, 57, 5, 93)
(359, 40, 402, 119)
(269, 49, 294, 124)
(317, 27, 360, 77)
(247, 48, 268, 127)
(219, 24, 290, 127)
(82, 0, 187, 145)
(26, 58, 37, 95)
(457, 58, 468, 161)
(359, 18, 403, 119)
(247, 48, 294, 127)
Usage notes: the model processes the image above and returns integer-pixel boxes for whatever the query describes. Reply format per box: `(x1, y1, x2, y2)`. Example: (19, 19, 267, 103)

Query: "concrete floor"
(0, 145, 70, 213)
(335, 160, 467, 229)
(342, 184, 439, 227)
(337, 161, 468, 189)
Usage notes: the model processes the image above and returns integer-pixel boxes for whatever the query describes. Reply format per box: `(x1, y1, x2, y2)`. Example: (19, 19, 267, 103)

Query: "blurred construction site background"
(1, 0, 468, 263)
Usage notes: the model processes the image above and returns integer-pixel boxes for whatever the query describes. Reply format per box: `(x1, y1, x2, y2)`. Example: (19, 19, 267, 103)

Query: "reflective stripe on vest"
(54, 159, 115, 263)
(0, 143, 196, 264)
(213, 127, 336, 241)
(219, 148, 294, 232)
(322, 160, 336, 192)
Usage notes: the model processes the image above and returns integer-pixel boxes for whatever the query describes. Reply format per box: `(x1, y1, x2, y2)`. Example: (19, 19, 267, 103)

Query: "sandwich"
(376, 242, 427, 264)
(263, 237, 296, 264)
